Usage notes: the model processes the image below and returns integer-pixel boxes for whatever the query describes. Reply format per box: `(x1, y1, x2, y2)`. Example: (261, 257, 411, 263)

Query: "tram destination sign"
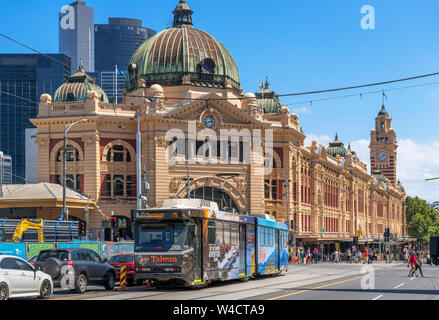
(135, 210, 182, 220)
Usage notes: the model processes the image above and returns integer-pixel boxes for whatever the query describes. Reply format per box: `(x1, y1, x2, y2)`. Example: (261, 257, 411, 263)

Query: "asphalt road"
(43, 262, 439, 300)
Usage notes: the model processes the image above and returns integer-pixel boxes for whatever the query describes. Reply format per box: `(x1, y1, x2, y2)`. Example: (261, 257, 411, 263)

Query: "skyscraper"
(95, 18, 156, 73)
(0, 54, 71, 183)
(0, 151, 12, 185)
(95, 18, 156, 103)
(59, 1, 95, 73)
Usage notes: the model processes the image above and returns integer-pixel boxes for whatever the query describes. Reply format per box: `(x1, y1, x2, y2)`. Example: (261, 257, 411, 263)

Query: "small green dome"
(256, 77, 285, 114)
(54, 61, 108, 103)
(326, 133, 348, 158)
(126, 1, 240, 92)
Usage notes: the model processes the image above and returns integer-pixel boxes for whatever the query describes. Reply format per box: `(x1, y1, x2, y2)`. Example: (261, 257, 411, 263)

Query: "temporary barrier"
(0, 241, 134, 260)
(120, 265, 127, 291)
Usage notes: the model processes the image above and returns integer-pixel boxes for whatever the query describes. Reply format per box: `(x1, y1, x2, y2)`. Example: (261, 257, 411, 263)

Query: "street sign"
(335, 243, 339, 249)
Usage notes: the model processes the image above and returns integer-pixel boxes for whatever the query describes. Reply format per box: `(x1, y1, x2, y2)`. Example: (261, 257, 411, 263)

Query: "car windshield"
(135, 222, 194, 252)
(38, 250, 70, 262)
(109, 255, 133, 263)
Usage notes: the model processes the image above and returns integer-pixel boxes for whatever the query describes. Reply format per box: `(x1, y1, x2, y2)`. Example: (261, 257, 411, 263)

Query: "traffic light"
(384, 227, 390, 243)
(353, 236, 359, 246)
(79, 221, 87, 236)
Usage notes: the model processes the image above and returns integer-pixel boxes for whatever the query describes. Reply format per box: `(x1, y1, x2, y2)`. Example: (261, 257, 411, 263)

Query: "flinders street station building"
(31, 0, 406, 246)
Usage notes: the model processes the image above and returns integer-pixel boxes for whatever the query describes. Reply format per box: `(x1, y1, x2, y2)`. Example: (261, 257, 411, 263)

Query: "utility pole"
(136, 110, 142, 210)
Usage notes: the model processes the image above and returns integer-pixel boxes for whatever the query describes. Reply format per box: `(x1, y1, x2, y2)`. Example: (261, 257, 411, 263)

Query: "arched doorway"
(189, 187, 238, 212)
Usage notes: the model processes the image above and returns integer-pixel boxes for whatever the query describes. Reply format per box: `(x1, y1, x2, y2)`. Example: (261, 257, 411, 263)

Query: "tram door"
(275, 229, 280, 270)
(193, 222, 203, 281)
(239, 224, 246, 275)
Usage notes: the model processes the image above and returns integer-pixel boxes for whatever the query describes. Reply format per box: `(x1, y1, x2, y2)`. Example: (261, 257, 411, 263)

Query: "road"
(45, 262, 438, 300)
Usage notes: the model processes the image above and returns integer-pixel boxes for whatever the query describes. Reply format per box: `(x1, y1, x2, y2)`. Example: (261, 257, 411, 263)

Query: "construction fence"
(0, 241, 134, 261)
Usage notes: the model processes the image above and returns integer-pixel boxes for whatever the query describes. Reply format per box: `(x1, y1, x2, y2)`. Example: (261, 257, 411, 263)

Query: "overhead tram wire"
(0, 33, 72, 70)
(3, 32, 439, 103)
(125, 71, 439, 102)
(284, 80, 439, 107)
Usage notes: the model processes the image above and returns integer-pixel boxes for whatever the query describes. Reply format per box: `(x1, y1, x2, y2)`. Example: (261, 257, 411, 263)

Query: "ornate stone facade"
(30, 0, 406, 243)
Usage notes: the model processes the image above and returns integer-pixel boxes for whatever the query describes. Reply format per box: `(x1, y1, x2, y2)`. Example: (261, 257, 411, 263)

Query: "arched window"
(189, 187, 237, 212)
(56, 145, 81, 162)
(106, 145, 131, 162)
(105, 175, 133, 198)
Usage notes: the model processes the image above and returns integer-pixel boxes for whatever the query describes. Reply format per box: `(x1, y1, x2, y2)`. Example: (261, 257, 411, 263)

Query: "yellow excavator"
(12, 219, 45, 243)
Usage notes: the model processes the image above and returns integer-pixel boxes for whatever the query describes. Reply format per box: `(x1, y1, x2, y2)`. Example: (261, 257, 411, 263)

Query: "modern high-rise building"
(95, 18, 156, 73)
(59, 1, 95, 73)
(0, 54, 71, 183)
(94, 18, 156, 103)
(0, 151, 12, 185)
(25, 128, 38, 184)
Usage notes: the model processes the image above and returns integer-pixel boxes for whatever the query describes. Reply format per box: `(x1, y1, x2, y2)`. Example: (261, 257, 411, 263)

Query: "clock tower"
(369, 104, 398, 185)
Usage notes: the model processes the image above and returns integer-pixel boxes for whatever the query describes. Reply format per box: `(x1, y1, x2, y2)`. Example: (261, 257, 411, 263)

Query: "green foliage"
(406, 196, 439, 243)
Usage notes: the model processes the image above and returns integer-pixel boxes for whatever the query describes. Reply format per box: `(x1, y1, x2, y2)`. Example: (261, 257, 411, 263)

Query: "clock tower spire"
(369, 103, 398, 185)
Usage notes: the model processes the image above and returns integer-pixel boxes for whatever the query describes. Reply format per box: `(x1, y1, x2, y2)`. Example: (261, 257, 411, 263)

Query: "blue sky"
(1, 0, 439, 200)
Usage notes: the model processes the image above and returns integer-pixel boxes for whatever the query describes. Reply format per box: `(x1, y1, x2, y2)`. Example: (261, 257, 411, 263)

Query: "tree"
(406, 196, 439, 243)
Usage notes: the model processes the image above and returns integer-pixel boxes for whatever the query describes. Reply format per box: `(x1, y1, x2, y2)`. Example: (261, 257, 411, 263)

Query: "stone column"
(35, 136, 50, 183)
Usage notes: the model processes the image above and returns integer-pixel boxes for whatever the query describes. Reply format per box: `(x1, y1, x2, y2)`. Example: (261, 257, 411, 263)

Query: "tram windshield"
(135, 222, 194, 252)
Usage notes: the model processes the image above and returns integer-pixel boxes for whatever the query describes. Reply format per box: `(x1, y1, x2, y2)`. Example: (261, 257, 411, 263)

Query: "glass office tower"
(95, 18, 156, 103)
(0, 54, 71, 183)
(59, 1, 95, 73)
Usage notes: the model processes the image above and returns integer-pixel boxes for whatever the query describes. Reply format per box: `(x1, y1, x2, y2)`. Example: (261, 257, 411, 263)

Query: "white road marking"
(410, 277, 415, 281)
(372, 295, 383, 300)
(394, 283, 405, 289)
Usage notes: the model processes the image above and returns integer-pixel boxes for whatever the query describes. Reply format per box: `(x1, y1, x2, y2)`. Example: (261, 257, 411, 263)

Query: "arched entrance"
(189, 187, 238, 212)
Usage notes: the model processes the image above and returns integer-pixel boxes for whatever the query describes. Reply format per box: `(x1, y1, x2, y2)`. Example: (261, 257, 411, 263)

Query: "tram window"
(216, 221, 223, 244)
(231, 223, 238, 246)
(223, 222, 231, 245)
(208, 221, 216, 245)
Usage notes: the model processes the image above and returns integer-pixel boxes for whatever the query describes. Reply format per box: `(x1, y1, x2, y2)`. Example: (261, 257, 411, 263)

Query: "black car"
(34, 248, 116, 294)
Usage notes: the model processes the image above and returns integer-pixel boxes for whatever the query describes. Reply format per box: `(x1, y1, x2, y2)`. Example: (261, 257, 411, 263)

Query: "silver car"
(0, 254, 53, 300)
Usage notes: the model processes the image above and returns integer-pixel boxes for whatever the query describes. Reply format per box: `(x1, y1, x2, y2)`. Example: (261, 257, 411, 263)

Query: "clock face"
(377, 151, 387, 161)
(203, 115, 216, 129)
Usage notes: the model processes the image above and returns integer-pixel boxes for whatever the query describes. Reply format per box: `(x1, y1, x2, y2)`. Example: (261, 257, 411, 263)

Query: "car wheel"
(0, 282, 9, 301)
(39, 280, 52, 299)
(104, 272, 115, 291)
(75, 274, 87, 294)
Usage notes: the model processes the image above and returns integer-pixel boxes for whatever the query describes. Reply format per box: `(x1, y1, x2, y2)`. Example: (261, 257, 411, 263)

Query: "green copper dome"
(54, 61, 108, 103)
(126, 0, 240, 92)
(256, 77, 285, 114)
(326, 133, 348, 158)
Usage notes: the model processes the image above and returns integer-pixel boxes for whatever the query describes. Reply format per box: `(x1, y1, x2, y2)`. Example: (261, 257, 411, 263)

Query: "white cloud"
(304, 134, 439, 202)
(291, 106, 311, 114)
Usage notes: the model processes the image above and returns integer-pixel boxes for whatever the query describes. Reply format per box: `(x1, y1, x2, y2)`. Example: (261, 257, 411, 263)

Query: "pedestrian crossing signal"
(353, 236, 359, 246)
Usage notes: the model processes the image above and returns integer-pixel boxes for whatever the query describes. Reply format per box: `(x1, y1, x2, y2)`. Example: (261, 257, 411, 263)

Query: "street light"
(62, 118, 90, 220)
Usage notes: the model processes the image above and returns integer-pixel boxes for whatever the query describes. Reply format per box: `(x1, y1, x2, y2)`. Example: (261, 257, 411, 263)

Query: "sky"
(0, 0, 438, 200)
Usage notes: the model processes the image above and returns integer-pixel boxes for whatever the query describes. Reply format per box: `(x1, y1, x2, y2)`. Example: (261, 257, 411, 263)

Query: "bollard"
(120, 265, 127, 291)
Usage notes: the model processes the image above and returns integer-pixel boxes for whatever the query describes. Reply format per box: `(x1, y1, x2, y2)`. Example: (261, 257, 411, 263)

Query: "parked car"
(108, 254, 143, 286)
(34, 248, 116, 294)
(0, 253, 53, 300)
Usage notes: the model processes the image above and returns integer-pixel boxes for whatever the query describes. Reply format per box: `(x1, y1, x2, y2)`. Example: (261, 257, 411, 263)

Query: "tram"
(132, 199, 289, 288)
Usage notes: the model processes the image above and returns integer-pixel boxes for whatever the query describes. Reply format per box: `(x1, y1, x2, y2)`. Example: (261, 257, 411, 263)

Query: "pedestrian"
(408, 252, 417, 277)
(346, 248, 351, 264)
(313, 247, 319, 264)
(364, 247, 369, 264)
(415, 253, 424, 277)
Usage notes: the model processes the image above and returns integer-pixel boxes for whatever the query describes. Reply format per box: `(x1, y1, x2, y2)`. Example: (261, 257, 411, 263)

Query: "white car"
(0, 254, 53, 300)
